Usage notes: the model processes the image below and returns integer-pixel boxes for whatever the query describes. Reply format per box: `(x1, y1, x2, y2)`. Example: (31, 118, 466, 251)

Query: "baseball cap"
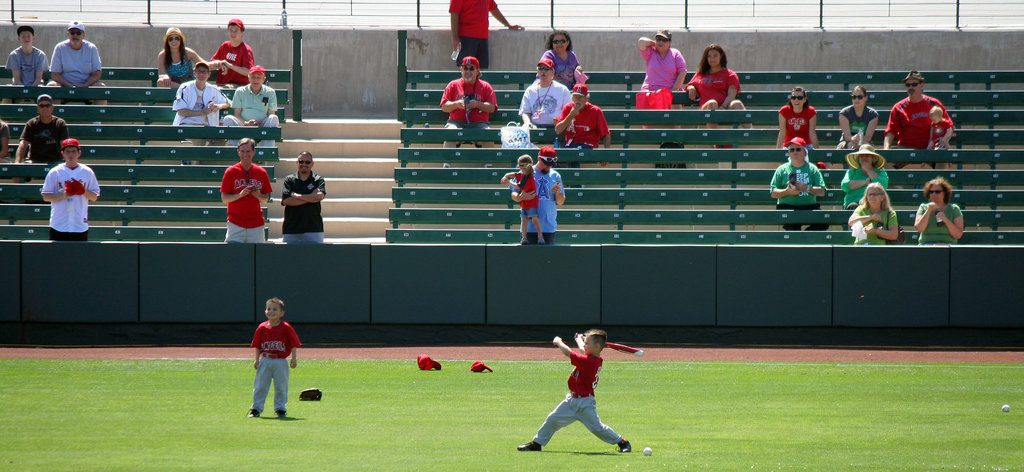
(62, 138, 80, 150)
(67, 21, 85, 32)
(228, 18, 245, 30)
(655, 29, 671, 40)
(470, 361, 493, 373)
(537, 58, 555, 69)
(538, 146, 557, 166)
(416, 354, 442, 371)
(785, 137, 808, 148)
(572, 83, 589, 96)
(461, 56, 480, 69)
(193, 60, 210, 71)
(17, 25, 34, 36)
(249, 65, 266, 75)
(36, 94, 53, 105)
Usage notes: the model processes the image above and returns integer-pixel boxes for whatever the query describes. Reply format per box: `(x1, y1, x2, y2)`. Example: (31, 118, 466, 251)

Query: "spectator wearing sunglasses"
(914, 176, 963, 245)
(520, 58, 572, 130)
(540, 30, 584, 89)
(776, 86, 818, 150)
(837, 85, 879, 150)
(48, 21, 107, 105)
(280, 151, 326, 244)
(770, 137, 828, 231)
(637, 30, 687, 98)
(883, 71, 954, 162)
(441, 56, 497, 151)
(16, 94, 69, 165)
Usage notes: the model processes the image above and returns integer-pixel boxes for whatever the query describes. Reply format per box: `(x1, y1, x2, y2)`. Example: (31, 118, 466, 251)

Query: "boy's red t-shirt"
(567, 351, 602, 397)
(250, 320, 301, 358)
(515, 172, 539, 209)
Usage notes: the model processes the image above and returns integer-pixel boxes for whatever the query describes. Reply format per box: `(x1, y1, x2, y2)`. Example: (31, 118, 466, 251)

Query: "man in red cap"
(440, 56, 498, 152)
(210, 18, 254, 88)
(770, 137, 828, 231)
(222, 65, 279, 147)
(450, 0, 523, 69)
(555, 84, 611, 151)
(519, 58, 572, 130)
(501, 146, 566, 244)
(40, 138, 100, 241)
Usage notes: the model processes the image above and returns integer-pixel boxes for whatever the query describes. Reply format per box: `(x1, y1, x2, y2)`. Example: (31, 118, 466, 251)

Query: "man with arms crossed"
(280, 151, 326, 244)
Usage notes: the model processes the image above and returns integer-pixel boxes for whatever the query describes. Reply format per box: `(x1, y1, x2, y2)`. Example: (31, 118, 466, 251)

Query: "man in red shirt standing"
(450, 0, 523, 69)
(210, 18, 254, 89)
(555, 84, 611, 170)
(884, 70, 954, 167)
(220, 137, 272, 243)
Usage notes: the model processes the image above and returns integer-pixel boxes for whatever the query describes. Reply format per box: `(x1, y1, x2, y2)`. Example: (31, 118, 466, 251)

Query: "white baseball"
(643, 447, 653, 456)
(1003, 404, 1011, 413)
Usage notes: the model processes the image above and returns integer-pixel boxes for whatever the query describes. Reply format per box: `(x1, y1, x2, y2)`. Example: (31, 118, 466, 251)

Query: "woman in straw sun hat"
(840, 144, 889, 210)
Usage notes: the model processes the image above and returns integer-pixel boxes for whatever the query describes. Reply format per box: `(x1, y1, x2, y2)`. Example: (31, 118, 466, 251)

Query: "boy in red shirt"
(928, 105, 954, 150)
(210, 18, 254, 88)
(518, 329, 632, 453)
(248, 297, 301, 419)
(507, 154, 544, 244)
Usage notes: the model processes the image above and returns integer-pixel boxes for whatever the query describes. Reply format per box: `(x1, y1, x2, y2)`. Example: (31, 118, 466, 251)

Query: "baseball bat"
(606, 342, 644, 357)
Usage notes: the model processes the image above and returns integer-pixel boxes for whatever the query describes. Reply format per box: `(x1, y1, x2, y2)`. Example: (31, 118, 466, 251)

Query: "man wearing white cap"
(48, 21, 106, 104)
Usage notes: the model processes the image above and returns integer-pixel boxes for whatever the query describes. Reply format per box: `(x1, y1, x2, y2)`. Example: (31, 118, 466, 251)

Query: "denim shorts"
(521, 207, 539, 218)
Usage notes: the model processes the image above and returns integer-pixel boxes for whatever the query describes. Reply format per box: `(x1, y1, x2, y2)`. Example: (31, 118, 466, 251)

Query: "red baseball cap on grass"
(470, 361, 493, 372)
(417, 354, 442, 370)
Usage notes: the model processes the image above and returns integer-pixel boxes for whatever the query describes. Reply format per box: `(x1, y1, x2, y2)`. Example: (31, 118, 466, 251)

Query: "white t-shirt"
(519, 81, 572, 127)
(41, 163, 100, 233)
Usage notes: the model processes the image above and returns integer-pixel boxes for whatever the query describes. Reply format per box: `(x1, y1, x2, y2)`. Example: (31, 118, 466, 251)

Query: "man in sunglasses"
(16, 94, 69, 165)
(440, 56, 497, 150)
(48, 21, 106, 105)
(883, 70, 954, 158)
(519, 58, 571, 130)
(280, 151, 326, 244)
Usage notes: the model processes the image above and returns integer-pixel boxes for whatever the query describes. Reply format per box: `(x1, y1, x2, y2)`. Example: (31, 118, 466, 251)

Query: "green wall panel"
(21, 242, 138, 322)
(254, 244, 370, 323)
(601, 245, 716, 326)
(950, 247, 1024, 327)
(833, 246, 950, 327)
(371, 245, 485, 324)
(0, 241, 19, 321)
(486, 245, 601, 325)
(717, 246, 832, 326)
(139, 243, 255, 322)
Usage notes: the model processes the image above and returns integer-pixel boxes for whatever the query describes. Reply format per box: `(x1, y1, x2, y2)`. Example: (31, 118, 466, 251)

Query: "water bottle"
(936, 212, 944, 226)
(856, 129, 864, 145)
(554, 137, 560, 148)
(280, 10, 288, 27)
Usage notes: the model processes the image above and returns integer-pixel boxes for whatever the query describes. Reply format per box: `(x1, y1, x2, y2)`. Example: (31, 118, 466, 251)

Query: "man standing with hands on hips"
(501, 146, 565, 244)
(280, 151, 326, 244)
(220, 138, 272, 243)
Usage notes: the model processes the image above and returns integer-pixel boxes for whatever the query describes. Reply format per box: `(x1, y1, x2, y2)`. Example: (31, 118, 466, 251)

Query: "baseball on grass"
(643, 447, 653, 456)
(1003, 404, 1011, 413)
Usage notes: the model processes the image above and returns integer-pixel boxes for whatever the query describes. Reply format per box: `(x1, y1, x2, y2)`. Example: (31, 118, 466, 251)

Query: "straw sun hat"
(845, 144, 886, 169)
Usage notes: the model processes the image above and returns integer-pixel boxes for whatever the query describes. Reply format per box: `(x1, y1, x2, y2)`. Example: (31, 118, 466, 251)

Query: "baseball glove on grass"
(299, 388, 322, 401)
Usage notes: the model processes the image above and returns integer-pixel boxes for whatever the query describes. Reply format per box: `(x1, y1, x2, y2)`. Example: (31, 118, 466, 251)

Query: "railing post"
(684, 0, 688, 29)
(819, 0, 824, 29)
(550, 0, 554, 29)
(417, 0, 421, 29)
(397, 30, 408, 121)
(292, 29, 303, 122)
(147, 0, 151, 25)
(956, 0, 960, 28)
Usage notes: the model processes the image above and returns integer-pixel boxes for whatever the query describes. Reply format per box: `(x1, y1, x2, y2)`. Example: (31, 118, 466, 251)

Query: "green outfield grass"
(1, 358, 1021, 471)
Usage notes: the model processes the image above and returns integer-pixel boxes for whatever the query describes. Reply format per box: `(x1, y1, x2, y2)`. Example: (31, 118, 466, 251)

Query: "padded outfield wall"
(2, 241, 1022, 330)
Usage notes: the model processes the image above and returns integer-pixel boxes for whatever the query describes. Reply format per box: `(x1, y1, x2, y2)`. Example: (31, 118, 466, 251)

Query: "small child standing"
(518, 329, 631, 453)
(509, 154, 545, 245)
(247, 297, 301, 419)
(928, 105, 954, 150)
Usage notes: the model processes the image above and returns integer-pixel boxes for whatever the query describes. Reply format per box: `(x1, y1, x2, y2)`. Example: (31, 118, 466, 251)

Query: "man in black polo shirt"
(16, 94, 69, 165)
(280, 151, 326, 243)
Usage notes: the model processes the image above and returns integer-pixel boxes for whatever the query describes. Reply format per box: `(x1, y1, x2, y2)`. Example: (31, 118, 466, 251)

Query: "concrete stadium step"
(266, 197, 392, 219)
(267, 217, 389, 239)
(279, 139, 399, 158)
(273, 157, 397, 178)
(282, 119, 401, 140)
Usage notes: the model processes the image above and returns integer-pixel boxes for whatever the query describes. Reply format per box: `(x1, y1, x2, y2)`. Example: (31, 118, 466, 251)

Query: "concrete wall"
(7, 24, 1024, 118)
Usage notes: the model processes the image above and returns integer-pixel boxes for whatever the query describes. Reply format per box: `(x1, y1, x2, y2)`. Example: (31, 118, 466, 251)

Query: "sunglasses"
(69, 30, 83, 36)
(655, 38, 670, 43)
(37, 103, 53, 108)
(461, 66, 477, 71)
(851, 94, 865, 99)
(787, 148, 805, 153)
(537, 66, 553, 71)
(905, 82, 921, 88)
(298, 160, 312, 164)
(790, 95, 806, 100)
(552, 39, 568, 44)
(929, 189, 945, 194)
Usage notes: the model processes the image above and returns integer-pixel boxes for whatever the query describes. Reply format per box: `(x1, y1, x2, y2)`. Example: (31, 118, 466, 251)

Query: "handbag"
(499, 122, 536, 149)
(884, 211, 906, 245)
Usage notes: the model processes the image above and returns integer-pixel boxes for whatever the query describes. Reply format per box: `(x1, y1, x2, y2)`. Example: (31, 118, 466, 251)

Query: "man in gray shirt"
(5, 25, 48, 87)
(48, 20, 106, 104)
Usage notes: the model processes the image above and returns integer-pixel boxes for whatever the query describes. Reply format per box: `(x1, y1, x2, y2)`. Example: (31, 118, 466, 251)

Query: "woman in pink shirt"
(637, 30, 687, 96)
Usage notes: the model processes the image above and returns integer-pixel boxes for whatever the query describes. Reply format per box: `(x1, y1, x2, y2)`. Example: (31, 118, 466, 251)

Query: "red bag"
(636, 88, 674, 110)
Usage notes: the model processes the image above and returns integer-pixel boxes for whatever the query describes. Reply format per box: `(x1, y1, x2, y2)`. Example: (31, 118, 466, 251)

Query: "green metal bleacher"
(0, 103, 286, 124)
(2, 163, 274, 182)
(0, 225, 226, 242)
(8, 123, 281, 143)
(0, 66, 290, 86)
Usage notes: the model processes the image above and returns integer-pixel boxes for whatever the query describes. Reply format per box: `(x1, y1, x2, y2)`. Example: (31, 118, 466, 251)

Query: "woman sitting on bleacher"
(848, 183, 899, 245)
(837, 85, 878, 150)
(841, 145, 889, 210)
(539, 30, 584, 89)
(914, 177, 964, 245)
(156, 27, 207, 88)
(685, 44, 745, 112)
(776, 86, 818, 149)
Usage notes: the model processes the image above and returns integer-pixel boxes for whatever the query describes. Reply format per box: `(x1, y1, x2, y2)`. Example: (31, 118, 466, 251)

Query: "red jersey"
(686, 68, 741, 107)
(211, 41, 255, 85)
(514, 172, 538, 209)
(779, 105, 817, 144)
(885, 95, 951, 149)
(440, 78, 497, 123)
(220, 162, 272, 228)
(567, 351, 602, 397)
(449, 0, 497, 39)
(250, 320, 301, 358)
(930, 119, 954, 148)
(557, 102, 610, 149)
